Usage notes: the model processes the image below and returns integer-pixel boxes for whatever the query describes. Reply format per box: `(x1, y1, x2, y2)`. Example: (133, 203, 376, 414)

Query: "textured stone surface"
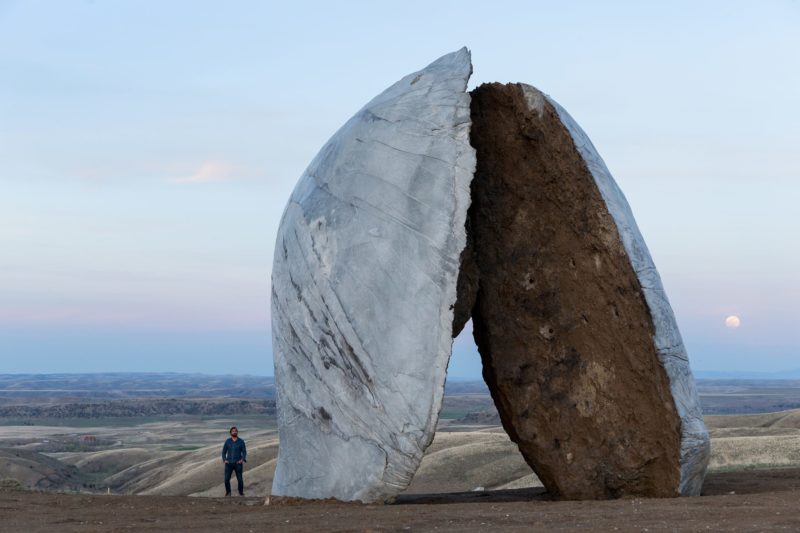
(464, 82, 696, 499)
(270, 49, 476, 502)
(543, 86, 710, 495)
(271, 51, 709, 503)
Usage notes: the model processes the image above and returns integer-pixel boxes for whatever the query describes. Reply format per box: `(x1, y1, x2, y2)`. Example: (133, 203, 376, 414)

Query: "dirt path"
(2, 469, 799, 532)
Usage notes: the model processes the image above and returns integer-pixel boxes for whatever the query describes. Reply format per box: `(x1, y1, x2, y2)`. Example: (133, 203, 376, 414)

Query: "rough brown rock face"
(461, 83, 682, 499)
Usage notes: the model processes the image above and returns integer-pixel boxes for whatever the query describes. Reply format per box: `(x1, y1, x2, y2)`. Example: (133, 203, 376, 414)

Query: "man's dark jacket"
(221, 437, 247, 463)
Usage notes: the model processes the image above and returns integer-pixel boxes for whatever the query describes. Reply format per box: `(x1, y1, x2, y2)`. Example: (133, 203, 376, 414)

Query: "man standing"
(221, 426, 247, 496)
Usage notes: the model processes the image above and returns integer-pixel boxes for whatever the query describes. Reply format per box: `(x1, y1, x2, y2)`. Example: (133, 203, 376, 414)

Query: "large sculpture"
(270, 48, 710, 502)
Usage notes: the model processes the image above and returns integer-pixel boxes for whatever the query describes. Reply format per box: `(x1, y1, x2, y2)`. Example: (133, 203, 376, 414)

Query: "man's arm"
(221, 440, 229, 463)
(241, 439, 247, 463)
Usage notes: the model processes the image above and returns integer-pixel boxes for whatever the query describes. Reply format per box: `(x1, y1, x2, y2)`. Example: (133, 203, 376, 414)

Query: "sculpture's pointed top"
(423, 47, 472, 77)
(361, 48, 472, 112)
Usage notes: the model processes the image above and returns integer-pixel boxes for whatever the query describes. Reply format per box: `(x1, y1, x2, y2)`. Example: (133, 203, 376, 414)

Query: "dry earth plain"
(2, 413, 800, 531)
(3, 377, 800, 530)
(1, 469, 800, 532)
(4, 410, 800, 497)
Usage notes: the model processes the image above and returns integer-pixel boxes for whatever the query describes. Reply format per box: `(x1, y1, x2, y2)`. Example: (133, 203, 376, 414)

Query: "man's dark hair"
(230, 426, 237, 434)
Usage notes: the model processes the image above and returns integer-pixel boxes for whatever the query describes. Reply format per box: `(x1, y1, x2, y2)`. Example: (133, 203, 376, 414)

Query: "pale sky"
(1, 0, 798, 376)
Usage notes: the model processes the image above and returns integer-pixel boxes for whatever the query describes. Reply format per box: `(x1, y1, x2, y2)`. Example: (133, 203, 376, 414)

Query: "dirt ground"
(1, 469, 799, 532)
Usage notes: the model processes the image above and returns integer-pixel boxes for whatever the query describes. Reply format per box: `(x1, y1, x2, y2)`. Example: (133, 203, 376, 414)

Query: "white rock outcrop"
(270, 48, 476, 502)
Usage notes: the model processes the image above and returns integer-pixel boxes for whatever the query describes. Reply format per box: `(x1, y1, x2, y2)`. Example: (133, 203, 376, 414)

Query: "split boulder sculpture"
(270, 48, 710, 502)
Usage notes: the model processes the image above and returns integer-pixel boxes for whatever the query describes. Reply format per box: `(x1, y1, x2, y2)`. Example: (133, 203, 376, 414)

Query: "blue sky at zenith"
(1, 0, 798, 376)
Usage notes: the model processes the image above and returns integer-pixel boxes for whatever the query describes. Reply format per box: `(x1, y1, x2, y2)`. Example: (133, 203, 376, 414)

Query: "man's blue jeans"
(224, 462, 244, 495)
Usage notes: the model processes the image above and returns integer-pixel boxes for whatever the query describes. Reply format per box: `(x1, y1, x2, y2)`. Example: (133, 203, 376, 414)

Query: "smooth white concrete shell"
(530, 85, 711, 495)
(270, 49, 476, 502)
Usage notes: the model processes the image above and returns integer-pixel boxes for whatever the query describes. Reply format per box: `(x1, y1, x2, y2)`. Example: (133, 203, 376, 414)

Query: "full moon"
(725, 315, 741, 328)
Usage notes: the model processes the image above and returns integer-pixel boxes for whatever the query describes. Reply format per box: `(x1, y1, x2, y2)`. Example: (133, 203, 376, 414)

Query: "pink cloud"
(172, 160, 244, 184)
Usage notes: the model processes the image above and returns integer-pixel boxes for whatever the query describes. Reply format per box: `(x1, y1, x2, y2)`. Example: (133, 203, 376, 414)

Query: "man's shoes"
(238, 492, 244, 496)
(225, 492, 231, 497)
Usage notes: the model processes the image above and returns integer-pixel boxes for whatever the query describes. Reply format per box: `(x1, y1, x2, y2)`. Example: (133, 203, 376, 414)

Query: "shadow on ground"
(397, 468, 800, 505)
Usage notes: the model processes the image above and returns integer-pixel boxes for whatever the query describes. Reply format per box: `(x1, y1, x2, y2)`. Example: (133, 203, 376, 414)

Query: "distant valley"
(0, 373, 276, 403)
(4, 373, 800, 416)
(2, 373, 800, 498)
